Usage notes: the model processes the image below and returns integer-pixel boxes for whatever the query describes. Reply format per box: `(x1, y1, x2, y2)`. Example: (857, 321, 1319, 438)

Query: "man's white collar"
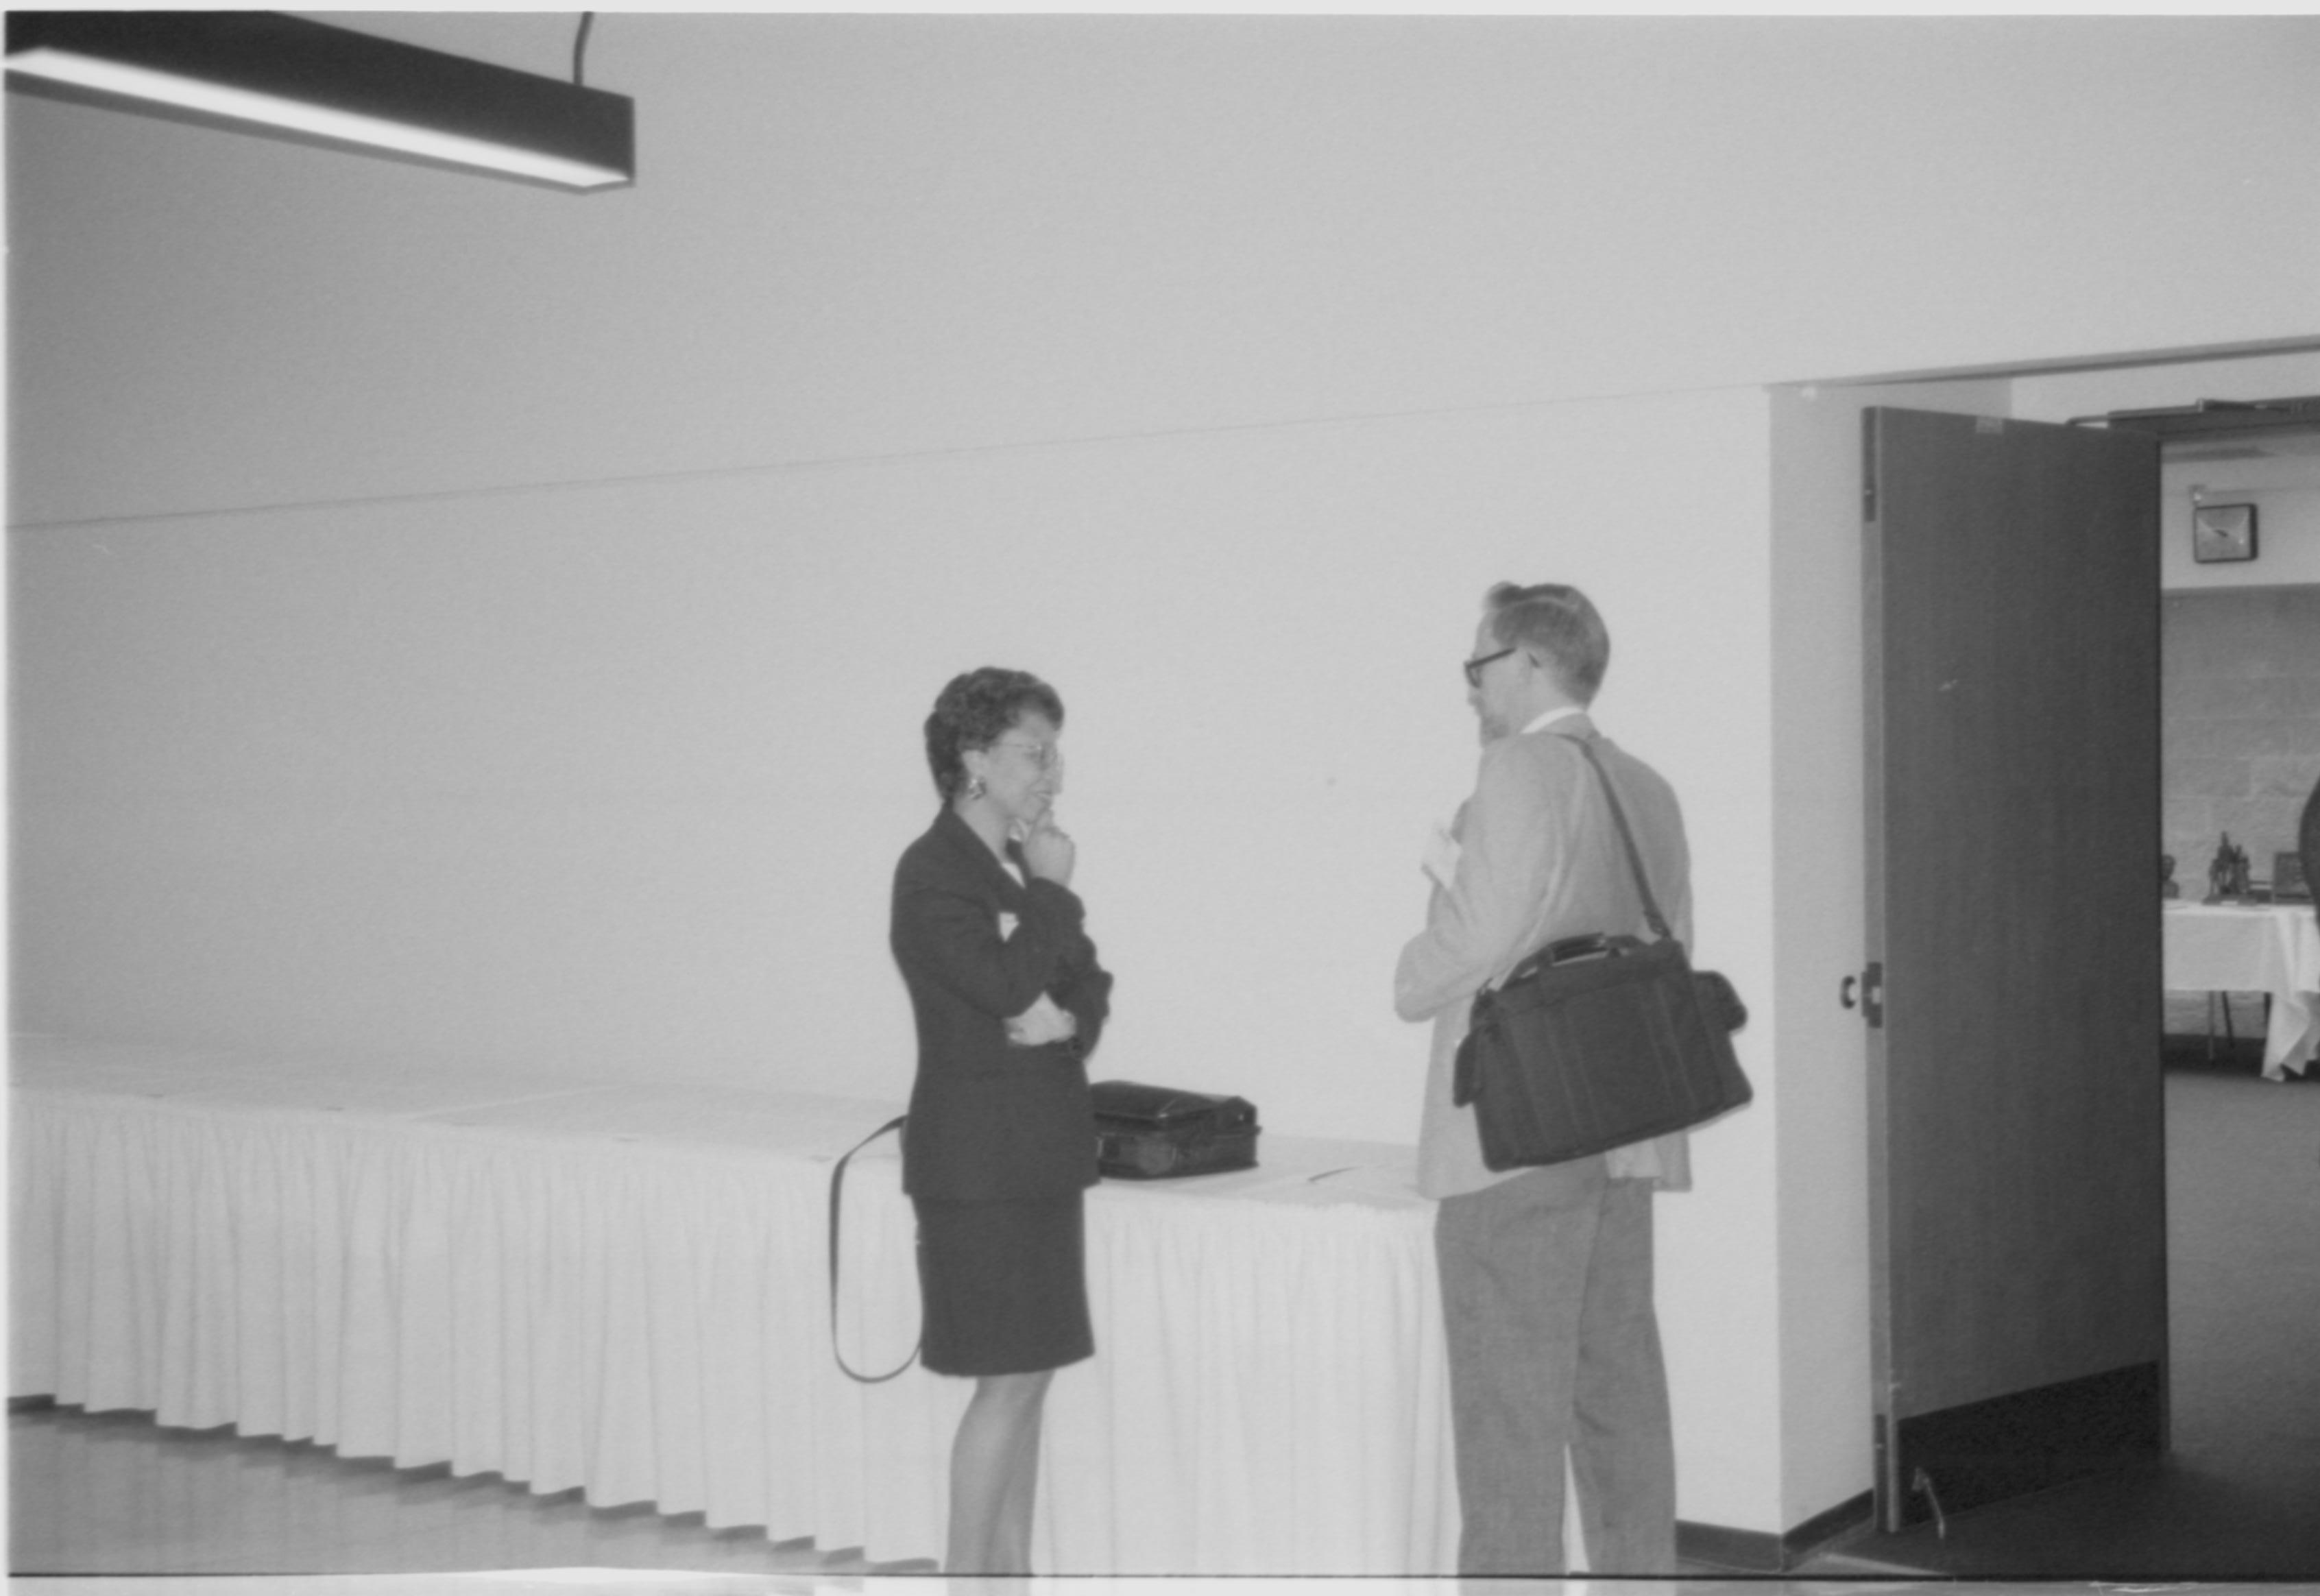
(1521, 705, 1588, 736)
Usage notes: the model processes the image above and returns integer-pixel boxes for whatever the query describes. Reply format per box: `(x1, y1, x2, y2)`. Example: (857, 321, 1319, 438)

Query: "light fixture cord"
(572, 12, 595, 86)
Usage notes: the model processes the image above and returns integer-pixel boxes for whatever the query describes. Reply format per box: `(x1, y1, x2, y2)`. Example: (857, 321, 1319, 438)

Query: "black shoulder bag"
(1451, 738, 1752, 1172)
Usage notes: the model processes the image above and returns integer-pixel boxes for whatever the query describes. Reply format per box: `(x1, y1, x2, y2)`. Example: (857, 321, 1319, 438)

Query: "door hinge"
(1862, 412, 1879, 522)
(1874, 1409, 1900, 1532)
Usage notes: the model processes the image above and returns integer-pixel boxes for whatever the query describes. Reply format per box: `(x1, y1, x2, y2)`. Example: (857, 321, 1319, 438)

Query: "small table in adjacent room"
(2162, 901, 2320, 1080)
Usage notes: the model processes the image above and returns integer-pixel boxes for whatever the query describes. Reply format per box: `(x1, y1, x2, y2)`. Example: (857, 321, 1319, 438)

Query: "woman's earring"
(964, 775, 986, 801)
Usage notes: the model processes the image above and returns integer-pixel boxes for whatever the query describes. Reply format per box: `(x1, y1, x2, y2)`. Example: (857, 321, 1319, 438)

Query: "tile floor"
(8, 1401, 1920, 1593)
(10, 1401, 2296, 1596)
(8, 1401, 919, 1580)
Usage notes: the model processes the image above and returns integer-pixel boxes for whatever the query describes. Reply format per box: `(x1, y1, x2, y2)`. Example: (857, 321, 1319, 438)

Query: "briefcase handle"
(1543, 932, 1615, 965)
(1504, 932, 1628, 985)
(829, 1115, 919, 1384)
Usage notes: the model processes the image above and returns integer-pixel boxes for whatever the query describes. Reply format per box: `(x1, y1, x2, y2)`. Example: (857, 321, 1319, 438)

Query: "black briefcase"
(1454, 932, 1750, 1172)
(1450, 737, 1752, 1172)
(1089, 1080, 1260, 1180)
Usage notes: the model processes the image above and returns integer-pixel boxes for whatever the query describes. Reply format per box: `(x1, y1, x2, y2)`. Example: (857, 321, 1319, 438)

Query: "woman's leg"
(945, 1368, 1054, 1573)
(989, 1370, 1051, 1571)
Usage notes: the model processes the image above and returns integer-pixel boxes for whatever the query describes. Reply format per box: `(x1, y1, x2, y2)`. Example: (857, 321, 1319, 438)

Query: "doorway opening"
(1810, 356, 2320, 1579)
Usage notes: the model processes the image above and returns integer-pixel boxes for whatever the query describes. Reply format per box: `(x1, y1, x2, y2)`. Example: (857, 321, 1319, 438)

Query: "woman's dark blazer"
(890, 806, 1113, 1201)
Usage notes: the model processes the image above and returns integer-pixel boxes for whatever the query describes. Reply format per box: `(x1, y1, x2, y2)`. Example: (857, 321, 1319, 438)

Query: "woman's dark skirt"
(912, 1192, 1095, 1377)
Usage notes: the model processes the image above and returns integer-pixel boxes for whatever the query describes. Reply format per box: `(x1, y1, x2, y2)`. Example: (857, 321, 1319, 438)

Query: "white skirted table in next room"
(2163, 902, 2320, 1080)
(9, 1037, 1459, 1575)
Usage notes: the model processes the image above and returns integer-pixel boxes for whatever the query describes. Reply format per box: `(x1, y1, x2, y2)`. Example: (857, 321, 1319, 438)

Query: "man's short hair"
(1484, 582, 1608, 703)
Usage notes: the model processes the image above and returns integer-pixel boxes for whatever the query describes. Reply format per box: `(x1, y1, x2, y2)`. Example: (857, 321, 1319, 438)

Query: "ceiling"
(2095, 396, 2320, 466)
(2164, 432, 2320, 461)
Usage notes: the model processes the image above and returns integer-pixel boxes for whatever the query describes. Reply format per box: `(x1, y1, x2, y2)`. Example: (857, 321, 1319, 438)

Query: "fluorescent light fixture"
(5, 12, 633, 191)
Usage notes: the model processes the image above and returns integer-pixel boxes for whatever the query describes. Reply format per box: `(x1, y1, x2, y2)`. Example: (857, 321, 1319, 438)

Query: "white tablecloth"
(8, 1037, 1458, 1574)
(2163, 902, 2320, 1080)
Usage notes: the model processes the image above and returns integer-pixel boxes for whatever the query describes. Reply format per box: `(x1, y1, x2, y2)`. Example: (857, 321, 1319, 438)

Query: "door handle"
(1844, 963, 1885, 1028)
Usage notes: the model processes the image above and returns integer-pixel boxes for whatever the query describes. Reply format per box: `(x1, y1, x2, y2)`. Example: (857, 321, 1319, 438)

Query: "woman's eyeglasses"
(993, 738, 1062, 771)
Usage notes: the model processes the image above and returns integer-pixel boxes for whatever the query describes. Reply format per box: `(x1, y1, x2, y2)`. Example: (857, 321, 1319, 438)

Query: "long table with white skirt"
(9, 1036, 1458, 1574)
(2163, 902, 2320, 1080)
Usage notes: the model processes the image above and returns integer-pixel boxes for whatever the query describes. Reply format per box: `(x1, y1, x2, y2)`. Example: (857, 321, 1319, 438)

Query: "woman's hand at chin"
(1019, 813, 1074, 887)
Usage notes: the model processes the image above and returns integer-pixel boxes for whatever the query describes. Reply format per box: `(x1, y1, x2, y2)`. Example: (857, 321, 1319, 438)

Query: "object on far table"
(2276, 851, 2313, 905)
(2162, 854, 2179, 899)
(2206, 834, 2251, 904)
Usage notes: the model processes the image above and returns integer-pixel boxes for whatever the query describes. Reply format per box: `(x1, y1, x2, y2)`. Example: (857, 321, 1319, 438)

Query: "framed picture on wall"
(2191, 503, 2258, 564)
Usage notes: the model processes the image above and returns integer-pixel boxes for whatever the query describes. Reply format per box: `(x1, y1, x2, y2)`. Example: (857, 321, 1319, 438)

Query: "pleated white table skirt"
(10, 1037, 1459, 1573)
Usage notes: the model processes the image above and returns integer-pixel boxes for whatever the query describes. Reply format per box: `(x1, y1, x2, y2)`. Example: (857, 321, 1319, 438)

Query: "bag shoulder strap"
(828, 1114, 918, 1383)
(1570, 736, 1675, 943)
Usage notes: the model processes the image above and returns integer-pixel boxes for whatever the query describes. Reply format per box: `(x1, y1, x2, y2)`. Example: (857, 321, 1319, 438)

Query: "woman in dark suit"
(891, 667, 1112, 1574)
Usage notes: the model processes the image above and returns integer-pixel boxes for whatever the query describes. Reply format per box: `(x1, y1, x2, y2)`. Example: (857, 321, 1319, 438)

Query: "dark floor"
(1803, 1041, 2320, 1582)
(1817, 1453, 2320, 1581)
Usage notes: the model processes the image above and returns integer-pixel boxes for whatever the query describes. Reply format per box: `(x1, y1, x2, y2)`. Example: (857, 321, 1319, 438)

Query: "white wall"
(11, 15, 2319, 528)
(11, 388, 1789, 1539)
(11, 392, 1776, 1143)
(13, 13, 2320, 1549)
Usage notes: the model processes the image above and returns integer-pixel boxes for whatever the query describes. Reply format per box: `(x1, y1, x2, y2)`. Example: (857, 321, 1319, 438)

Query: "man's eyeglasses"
(993, 738, 1062, 771)
(1462, 646, 1517, 689)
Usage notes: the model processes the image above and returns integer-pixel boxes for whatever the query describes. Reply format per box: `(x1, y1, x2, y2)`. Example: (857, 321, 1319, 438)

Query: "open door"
(1863, 407, 2166, 1532)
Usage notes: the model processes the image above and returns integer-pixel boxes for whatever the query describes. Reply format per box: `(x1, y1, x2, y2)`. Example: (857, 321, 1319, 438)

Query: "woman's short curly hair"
(924, 667, 1065, 803)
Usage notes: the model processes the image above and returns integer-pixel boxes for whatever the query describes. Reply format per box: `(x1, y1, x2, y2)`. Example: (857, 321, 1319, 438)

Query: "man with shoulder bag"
(1395, 581, 1697, 1575)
